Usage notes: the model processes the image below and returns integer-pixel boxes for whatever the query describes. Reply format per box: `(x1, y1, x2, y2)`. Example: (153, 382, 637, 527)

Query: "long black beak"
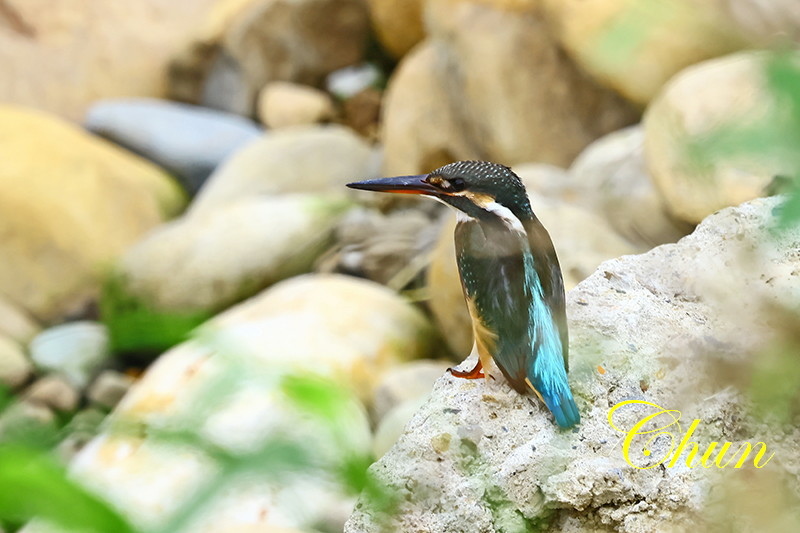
(346, 175, 438, 195)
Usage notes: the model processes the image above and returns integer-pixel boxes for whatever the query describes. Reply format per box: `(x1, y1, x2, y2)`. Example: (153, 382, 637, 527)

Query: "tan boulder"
(643, 51, 796, 224)
(0, 0, 223, 121)
(380, 42, 479, 175)
(365, 0, 425, 58)
(257, 82, 335, 128)
(169, 0, 370, 115)
(381, 1, 638, 175)
(542, 0, 753, 105)
(0, 106, 185, 322)
(428, 194, 637, 356)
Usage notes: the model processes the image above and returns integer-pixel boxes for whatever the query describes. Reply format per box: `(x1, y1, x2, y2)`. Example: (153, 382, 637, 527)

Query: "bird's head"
(347, 161, 533, 229)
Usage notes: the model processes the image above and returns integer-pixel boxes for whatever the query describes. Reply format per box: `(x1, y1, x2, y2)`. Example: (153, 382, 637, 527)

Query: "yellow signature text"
(607, 400, 775, 470)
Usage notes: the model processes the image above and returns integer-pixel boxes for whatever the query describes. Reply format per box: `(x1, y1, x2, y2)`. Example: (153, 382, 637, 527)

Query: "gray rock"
(347, 197, 800, 532)
(0, 334, 32, 389)
(87, 370, 135, 409)
(25, 375, 80, 412)
(85, 98, 262, 195)
(29, 321, 110, 388)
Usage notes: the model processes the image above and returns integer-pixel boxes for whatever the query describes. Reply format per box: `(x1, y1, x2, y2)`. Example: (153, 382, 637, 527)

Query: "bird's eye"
(440, 177, 466, 192)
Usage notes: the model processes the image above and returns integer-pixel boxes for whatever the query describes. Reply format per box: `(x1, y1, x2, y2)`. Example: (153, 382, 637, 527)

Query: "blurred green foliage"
(100, 273, 210, 357)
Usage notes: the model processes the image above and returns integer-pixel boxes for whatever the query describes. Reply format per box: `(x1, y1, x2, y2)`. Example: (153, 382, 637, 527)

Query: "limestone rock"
(29, 322, 111, 388)
(257, 82, 335, 129)
(542, 0, 750, 105)
(25, 375, 80, 412)
(0, 106, 185, 322)
(115, 195, 350, 316)
(43, 274, 436, 532)
(169, 0, 370, 115)
(0, 334, 32, 389)
(191, 126, 380, 216)
(85, 99, 263, 195)
(347, 197, 800, 532)
(365, 0, 425, 58)
(0, 296, 40, 345)
(644, 51, 798, 224)
(569, 125, 691, 247)
(0, 0, 223, 121)
(381, 1, 638, 175)
(428, 194, 637, 357)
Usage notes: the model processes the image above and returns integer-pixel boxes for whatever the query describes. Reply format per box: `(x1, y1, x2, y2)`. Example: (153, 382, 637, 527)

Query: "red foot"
(448, 360, 484, 379)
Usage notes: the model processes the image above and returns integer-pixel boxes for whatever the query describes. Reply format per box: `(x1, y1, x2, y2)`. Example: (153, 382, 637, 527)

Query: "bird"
(347, 160, 580, 428)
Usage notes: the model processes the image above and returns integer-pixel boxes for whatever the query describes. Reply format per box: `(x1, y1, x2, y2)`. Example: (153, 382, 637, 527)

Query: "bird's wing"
(523, 217, 568, 367)
(455, 219, 532, 393)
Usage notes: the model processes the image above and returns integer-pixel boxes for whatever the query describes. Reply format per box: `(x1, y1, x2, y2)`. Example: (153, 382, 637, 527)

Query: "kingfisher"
(347, 161, 580, 428)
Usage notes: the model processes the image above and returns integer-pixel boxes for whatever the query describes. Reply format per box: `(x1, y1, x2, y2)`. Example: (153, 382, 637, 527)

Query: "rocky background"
(0, 1, 799, 533)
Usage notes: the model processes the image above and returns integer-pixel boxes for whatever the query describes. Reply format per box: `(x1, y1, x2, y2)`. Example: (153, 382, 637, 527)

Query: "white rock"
(326, 63, 382, 99)
(347, 197, 800, 532)
(29, 322, 110, 388)
(0, 334, 33, 389)
(39, 274, 437, 532)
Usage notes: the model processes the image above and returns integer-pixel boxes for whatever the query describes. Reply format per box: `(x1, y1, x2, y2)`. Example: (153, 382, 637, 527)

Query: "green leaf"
(0, 445, 136, 533)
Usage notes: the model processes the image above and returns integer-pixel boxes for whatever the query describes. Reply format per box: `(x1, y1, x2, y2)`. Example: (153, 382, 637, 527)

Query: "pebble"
(29, 321, 110, 388)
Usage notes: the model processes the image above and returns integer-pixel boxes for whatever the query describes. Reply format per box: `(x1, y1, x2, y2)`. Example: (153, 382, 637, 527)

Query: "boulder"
(116, 195, 350, 313)
(365, 0, 425, 58)
(169, 0, 370, 115)
(106, 195, 351, 353)
(569, 125, 691, 247)
(381, 1, 638, 175)
(542, 0, 750, 105)
(85, 99, 263, 195)
(0, 106, 185, 323)
(257, 82, 335, 129)
(191, 125, 380, 216)
(0, 0, 223, 121)
(347, 196, 800, 532)
(428, 193, 638, 357)
(37, 274, 437, 532)
(644, 51, 798, 224)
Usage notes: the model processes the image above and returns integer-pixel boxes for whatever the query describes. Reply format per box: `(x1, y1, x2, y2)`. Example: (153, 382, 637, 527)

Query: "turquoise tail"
(541, 387, 580, 429)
